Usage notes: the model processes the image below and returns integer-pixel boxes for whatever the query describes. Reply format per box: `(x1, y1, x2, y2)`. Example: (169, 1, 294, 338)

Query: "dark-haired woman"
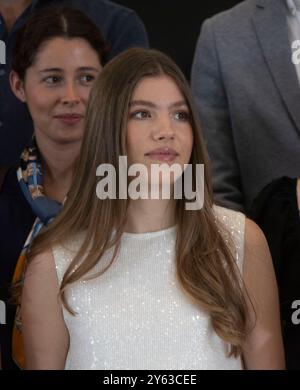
(0, 6, 106, 369)
(0, 0, 148, 167)
(21, 48, 285, 370)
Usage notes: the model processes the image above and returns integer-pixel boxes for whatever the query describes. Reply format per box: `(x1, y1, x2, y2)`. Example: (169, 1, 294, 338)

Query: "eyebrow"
(38, 66, 100, 74)
(129, 100, 188, 109)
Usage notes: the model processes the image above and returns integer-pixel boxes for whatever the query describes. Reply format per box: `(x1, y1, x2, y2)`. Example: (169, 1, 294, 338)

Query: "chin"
(53, 134, 83, 145)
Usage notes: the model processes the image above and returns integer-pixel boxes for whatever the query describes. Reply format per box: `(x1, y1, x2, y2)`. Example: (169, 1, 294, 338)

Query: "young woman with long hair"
(21, 48, 285, 370)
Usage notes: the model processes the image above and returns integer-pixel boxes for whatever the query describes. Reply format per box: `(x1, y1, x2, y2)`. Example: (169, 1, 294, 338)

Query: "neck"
(125, 199, 176, 234)
(0, 0, 32, 31)
(35, 134, 81, 203)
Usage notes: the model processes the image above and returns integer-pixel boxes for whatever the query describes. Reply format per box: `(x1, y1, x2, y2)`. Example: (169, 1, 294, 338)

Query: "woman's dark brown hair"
(11, 5, 107, 79)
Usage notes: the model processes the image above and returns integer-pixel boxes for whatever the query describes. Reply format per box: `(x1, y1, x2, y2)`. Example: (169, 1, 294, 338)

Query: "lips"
(54, 113, 83, 125)
(145, 147, 179, 162)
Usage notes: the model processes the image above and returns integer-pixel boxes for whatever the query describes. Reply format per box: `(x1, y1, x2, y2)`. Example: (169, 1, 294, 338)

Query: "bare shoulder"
(244, 217, 266, 243)
(242, 217, 275, 300)
(243, 218, 271, 263)
(25, 248, 56, 277)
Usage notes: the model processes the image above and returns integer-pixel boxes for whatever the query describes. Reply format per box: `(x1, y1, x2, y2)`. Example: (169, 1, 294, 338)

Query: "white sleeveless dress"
(53, 206, 245, 370)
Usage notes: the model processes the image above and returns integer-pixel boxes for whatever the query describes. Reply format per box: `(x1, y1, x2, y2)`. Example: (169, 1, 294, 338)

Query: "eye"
(43, 75, 62, 85)
(130, 110, 151, 120)
(174, 111, 190, 122)
(80, 74, 96, 84)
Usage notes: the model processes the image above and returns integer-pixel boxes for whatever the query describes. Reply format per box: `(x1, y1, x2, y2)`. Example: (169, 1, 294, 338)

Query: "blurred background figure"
(191, 0, 300, 213)
(0, 0, 148, 166)
(0, 6, 106, 370)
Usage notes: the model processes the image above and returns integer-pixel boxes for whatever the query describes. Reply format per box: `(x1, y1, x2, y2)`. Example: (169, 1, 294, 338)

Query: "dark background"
(114, 0, 243, 79)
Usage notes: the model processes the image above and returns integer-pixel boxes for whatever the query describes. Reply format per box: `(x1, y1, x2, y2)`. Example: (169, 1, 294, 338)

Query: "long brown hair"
(28, 48, 252, 357)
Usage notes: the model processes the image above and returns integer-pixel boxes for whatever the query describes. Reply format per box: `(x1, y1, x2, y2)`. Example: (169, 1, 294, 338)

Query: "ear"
(10, 70, 26, 102)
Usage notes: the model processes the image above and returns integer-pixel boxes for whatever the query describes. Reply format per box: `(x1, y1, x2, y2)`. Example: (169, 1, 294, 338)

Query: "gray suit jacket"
(191, 0, 300, 212)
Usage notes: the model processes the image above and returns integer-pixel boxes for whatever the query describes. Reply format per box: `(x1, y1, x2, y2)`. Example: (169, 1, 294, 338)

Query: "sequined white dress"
(53, 206, 245, 370)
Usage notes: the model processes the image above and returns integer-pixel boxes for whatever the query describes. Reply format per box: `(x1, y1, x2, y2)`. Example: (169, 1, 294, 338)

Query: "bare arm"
(242, 218, 285, 369)
(21, 249, 69, 369)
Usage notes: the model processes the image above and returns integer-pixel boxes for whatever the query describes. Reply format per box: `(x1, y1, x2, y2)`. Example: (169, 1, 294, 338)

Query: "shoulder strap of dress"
(213, 205, 246, 273)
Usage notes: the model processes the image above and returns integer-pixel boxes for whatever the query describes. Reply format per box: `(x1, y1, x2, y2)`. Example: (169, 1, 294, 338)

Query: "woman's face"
(10, 37, 102, 145)
(126, 75, 193, 188)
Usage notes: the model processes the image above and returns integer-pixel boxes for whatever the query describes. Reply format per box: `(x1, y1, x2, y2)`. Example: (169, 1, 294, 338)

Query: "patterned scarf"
(12, 138, 62, 369)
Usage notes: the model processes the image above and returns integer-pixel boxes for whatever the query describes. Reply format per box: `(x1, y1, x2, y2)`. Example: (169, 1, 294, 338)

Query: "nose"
(61, 82, 80, 106)
(153, 116, 175, 141)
